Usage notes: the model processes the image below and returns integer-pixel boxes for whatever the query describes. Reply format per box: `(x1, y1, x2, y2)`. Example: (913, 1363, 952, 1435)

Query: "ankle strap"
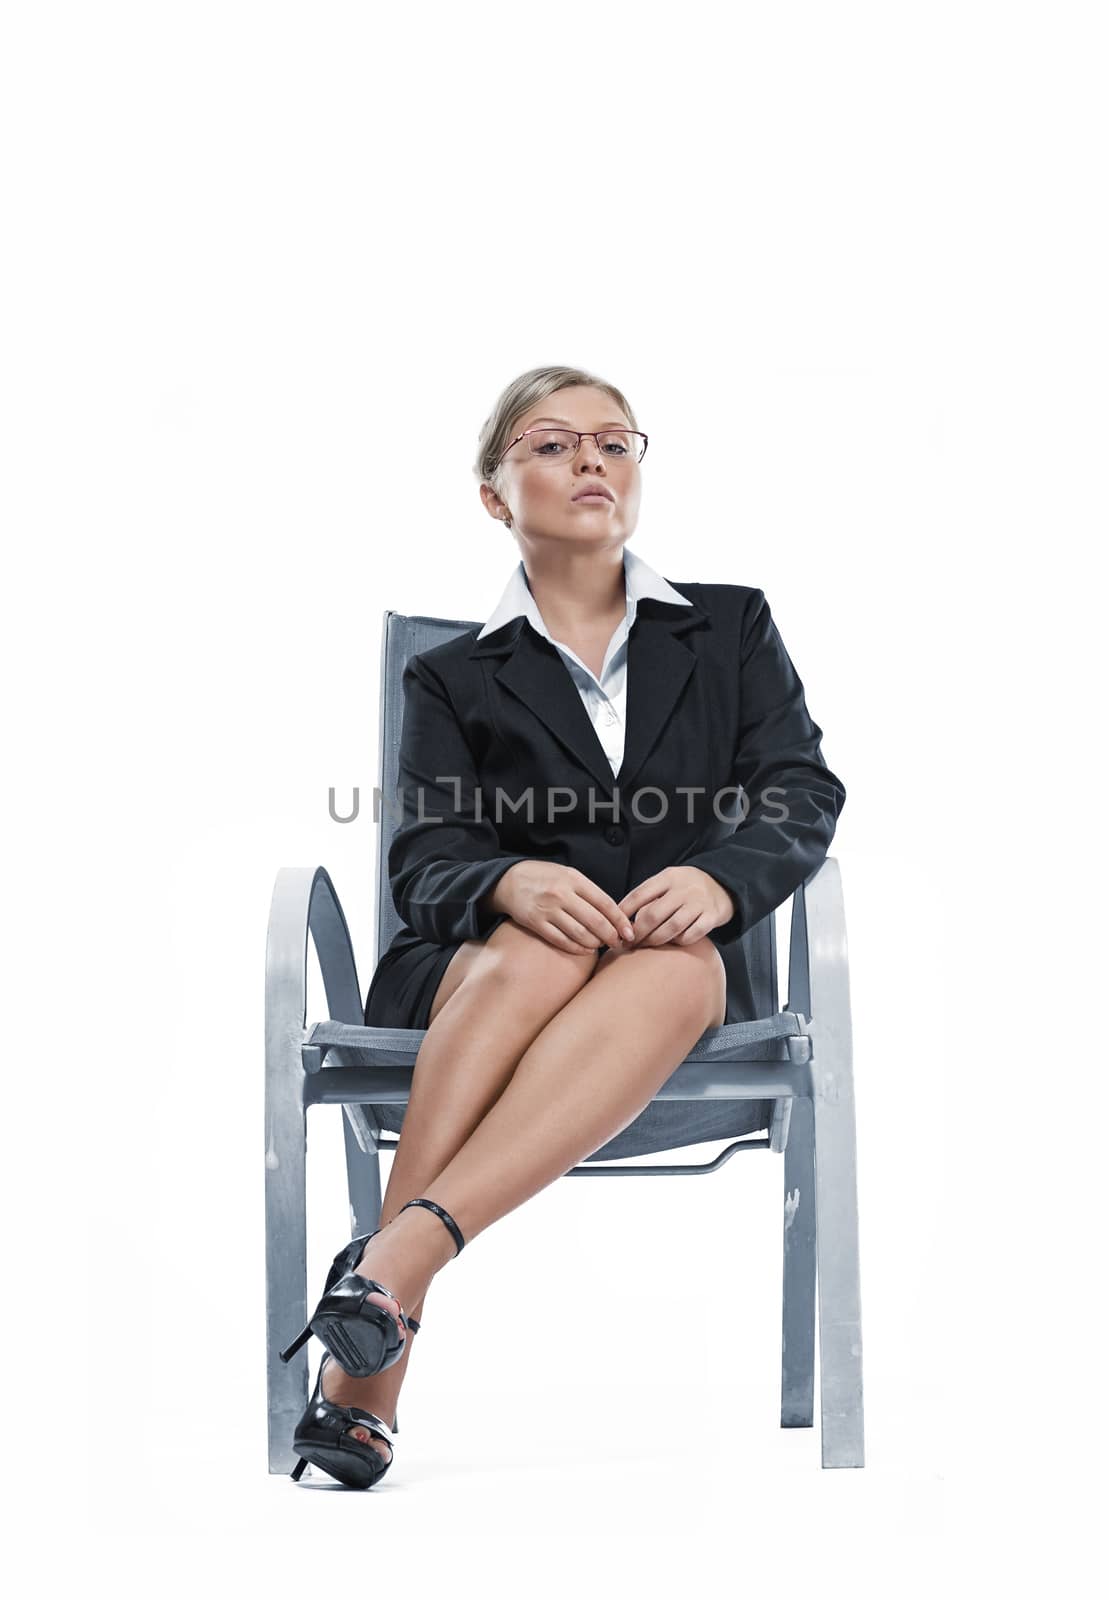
(400, 1197, 465, 1256)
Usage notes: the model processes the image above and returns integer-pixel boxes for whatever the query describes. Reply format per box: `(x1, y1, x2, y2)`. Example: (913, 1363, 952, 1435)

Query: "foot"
(349, 1205, 457, 1340)
(320, 1207, 454, 1463)
(320, 1352, 399, 1466)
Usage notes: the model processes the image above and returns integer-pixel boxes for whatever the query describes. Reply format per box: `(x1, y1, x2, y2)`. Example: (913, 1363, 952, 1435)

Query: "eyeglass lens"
(525, 429, 645, 463)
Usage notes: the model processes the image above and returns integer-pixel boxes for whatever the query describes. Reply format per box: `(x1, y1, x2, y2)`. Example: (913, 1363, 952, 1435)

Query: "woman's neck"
(522, 551, 627, 638)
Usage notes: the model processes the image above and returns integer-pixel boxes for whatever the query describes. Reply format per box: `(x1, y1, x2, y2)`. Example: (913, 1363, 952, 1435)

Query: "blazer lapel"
(469, 593, 708, 796)
(618, 598, 707, 789)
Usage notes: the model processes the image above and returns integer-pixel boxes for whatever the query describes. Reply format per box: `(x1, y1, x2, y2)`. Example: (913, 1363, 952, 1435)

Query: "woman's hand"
(617, 866, 736, 948)
(490, 861, 637, 955)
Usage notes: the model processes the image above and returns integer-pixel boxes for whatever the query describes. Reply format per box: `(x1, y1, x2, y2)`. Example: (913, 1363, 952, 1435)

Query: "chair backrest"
(373, 609, 778, 1018)
(375, 611, 476, 963)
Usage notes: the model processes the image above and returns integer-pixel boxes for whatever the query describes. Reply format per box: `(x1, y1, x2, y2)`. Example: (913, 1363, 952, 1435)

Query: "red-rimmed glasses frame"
(496, 428, 649, 466)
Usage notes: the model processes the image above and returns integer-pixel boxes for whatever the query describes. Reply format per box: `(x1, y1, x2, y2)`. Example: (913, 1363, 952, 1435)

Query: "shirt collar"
(475, 545, 691, 641)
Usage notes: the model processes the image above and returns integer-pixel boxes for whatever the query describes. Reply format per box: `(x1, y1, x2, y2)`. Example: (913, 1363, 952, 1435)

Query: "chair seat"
(306, 1012, 811, 1168)
(307, 1010, 810, 1070)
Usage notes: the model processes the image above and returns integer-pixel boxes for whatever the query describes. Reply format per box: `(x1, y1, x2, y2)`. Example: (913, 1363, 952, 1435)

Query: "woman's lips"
(572, 493, 614, 504)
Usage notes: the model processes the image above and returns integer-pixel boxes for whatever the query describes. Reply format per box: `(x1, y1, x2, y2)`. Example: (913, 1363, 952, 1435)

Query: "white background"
(4, 0, 1104, 1589)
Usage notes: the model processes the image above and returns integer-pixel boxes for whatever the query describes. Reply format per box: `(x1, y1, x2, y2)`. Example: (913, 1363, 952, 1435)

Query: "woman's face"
(482, 385, 642, 552)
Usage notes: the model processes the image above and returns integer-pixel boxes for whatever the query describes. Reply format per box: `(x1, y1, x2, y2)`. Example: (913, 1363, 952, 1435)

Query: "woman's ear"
(479, 481, 512, 527)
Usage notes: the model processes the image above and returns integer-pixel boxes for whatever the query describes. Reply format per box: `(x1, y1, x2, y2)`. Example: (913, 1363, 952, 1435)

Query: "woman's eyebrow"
(527, 416, 630, 428)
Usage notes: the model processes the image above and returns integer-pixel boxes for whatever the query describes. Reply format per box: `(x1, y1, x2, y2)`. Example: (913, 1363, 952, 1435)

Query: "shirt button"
(603, 824, 625, 846)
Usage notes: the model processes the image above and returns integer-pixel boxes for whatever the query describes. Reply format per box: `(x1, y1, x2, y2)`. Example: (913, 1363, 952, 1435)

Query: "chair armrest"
(787, 855, 851, 1046)
(265, 868, 364, 1063)
(691, 1011, 810, 1059)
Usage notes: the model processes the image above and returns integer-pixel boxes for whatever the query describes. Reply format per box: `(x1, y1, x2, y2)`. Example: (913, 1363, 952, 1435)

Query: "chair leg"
(341, 1114, 393, 1425)
(265, 1042, 309, 1475)
(342, 1105, 385, 1239)
(781, 1094, 817, 1428)
(811, 1029, 866, 1468)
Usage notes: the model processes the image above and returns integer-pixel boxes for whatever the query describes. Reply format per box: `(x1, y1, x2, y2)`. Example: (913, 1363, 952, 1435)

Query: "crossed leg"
(323, 918, 727, 1461)
(323, 920, 603, 1455)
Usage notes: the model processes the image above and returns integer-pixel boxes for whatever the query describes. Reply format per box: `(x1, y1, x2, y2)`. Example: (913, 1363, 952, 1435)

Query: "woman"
(284, 364, 847, 1487)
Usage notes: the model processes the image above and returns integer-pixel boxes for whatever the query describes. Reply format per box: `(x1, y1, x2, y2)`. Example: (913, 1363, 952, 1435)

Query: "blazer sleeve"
(682, 589, 847, 945)
(386, 651, 532, 946)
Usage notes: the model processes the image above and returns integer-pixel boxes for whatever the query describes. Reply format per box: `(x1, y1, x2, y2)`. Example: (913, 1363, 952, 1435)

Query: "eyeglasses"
(497, 427, 649, 466)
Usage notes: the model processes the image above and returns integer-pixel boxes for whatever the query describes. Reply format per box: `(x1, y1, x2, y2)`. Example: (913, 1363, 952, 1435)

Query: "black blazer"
(381, 580, 846, 1022)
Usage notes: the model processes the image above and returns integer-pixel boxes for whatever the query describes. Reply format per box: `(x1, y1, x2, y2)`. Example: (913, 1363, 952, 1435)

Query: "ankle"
(397, 1200, 460, 1276)
(356, 1209, 452, 1306)
(383, 1197, 466, 1272)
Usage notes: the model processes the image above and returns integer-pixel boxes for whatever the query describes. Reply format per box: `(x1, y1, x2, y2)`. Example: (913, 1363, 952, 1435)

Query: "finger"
(628, 891, 680, 943)
(578, 882, 636, 941)
(566, 897, 626, 947)
(593, 907, 633, 946)
(549, 908, 606, 951)
(580, 883, 636, 940)
(537, 919, 595, 955)
(618, 887, 651, 918)
(640, 901, 695, 946)
(617, 877, 662, 918)
(617, 889, 668, 928)
(594, 938, 631, 960)
(676, 913, 716, 944)
(596, 917, 629, 947)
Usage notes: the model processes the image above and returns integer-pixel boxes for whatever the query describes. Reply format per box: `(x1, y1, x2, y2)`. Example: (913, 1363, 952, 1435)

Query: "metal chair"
(265, 610, 864, 1472)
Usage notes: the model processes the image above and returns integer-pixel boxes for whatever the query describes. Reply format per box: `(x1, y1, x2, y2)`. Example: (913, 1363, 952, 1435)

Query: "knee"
(478, 919, 601, 1002)
(595, 935, 726, 1029)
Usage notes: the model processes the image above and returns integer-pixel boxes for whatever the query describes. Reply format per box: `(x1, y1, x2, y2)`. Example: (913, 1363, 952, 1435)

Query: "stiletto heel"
(278, 1323, 313, 1364)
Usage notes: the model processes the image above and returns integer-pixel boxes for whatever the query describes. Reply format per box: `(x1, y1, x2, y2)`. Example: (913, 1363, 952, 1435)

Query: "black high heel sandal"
(289, 1325, 421, 1489)
(278, 1198, 465, 1380)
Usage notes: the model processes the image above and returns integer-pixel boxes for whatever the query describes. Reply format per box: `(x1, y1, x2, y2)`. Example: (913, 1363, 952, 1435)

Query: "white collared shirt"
(476, 546, 692, 776)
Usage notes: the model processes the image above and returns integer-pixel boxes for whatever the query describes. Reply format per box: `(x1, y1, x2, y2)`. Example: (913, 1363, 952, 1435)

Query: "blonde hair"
(473, 364, 639, 495)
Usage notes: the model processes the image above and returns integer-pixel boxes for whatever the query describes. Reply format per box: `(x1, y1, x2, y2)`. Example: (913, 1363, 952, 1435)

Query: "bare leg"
(324, 919, 601, 1459)
(334, 936, 727, 1454)
(421, 937, 727, 1242)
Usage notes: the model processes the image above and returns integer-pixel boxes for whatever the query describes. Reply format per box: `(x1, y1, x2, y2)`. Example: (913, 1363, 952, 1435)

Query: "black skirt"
(363, 913, 512, 1031)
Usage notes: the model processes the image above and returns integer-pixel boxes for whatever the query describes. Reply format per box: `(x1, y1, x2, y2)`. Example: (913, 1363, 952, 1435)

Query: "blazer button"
(603, 824, 625, 846)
